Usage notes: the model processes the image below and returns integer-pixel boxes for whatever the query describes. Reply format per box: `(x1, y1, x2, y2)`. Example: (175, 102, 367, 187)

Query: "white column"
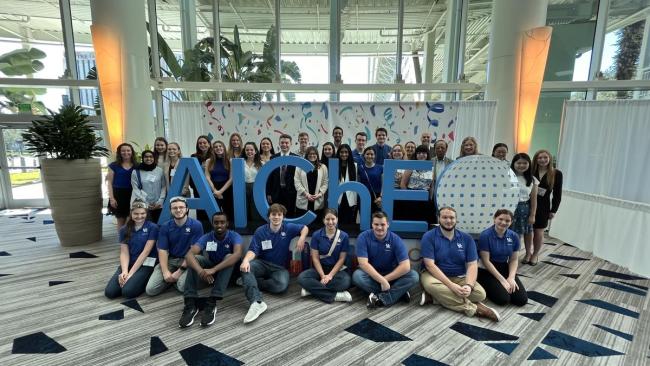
(90, 0, 154, 147)
(485, 0, 548, 152)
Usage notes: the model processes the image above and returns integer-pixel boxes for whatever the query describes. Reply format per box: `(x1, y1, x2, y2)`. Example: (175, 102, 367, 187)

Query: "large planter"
(41, 158, 103, 246)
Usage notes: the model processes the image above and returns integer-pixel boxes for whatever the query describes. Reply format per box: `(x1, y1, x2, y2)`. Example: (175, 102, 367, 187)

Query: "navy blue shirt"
(371, 144, 391, 166)
(358, 164, 383, 195)
(119, 221, 159, 267)
(352, 149, 364, 166)
(249, 222, 305, 267)
(109, 162, 134, 189)
(356, 229, 408, 275)
(196, 230, 242, 264)
(157, 217, 203, 258)
(310, 228, 350, 268)
(421, 227, 477, 277)
(478, 226, 520, 263)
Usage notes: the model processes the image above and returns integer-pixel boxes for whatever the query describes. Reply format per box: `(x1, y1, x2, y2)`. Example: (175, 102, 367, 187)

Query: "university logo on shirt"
(385, 243, 391, 250)
(143, 228, 148, 233)
(456, 242, 464, 251)
(225, 244, 230, 249)
(281, 232, 286, 237)
(185, 227, 191, 233)
(506, 237, 513, 245)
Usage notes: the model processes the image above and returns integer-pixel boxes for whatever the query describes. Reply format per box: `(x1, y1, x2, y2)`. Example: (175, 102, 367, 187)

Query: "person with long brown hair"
(531, 149, 563, 265)
(205, 140, 233, 221)
(295, 146, 329, 223)
(335, 144, 358, 226)
(243, 141, 264, 228)
(164, 142, 190, 196)
(107, 143, 136, 230)
(228, 133, 243, 159)
(153, 137, 168, 167)
(191, 135, 212, 228)
(104, 200, 158, 299)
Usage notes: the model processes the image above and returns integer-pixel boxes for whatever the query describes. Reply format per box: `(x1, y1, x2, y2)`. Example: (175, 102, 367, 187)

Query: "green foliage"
(0, 47, 48, 113)
(22, 104, 110, 160)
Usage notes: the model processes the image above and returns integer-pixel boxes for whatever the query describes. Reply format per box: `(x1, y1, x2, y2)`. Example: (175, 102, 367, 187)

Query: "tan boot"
(475, 302, 501, 322)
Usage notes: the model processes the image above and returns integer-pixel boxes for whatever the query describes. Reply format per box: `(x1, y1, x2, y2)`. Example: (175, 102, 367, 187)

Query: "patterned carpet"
(0, 209, 648, 365)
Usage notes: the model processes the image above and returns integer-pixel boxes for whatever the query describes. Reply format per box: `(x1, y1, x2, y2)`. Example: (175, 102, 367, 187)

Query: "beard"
(440, 221, 456, 231)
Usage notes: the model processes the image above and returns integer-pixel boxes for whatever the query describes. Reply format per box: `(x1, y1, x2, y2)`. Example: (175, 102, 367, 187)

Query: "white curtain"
(559, 100, 650, 204)
(550, 190, 650, 278)
(453, 101, 497, 157)
(168, 101, 205, 156)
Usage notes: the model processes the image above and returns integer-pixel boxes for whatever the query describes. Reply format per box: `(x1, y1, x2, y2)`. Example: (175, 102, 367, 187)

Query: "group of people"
(103, 127, 563, 326)
(105, 196, 529, 327)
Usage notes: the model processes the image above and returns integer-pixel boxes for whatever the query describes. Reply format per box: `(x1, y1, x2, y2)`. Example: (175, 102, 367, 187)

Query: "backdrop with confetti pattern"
(200, 101, 459, 148)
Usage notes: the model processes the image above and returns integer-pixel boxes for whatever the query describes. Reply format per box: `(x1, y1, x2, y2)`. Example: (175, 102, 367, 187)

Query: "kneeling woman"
(297, 209, 352, 303)
(105, 200, 159, 299)
(477, 209, 527, 306)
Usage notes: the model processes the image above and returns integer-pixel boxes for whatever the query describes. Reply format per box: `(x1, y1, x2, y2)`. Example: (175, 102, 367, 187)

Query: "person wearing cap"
(145, 196, 203, 296)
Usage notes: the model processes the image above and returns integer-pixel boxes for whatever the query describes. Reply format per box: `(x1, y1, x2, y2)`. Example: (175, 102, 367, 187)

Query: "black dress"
(533, 170, 563, 229)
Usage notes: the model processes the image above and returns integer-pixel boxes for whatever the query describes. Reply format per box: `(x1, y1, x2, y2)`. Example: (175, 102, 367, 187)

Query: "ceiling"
(1, 0, 649, 84)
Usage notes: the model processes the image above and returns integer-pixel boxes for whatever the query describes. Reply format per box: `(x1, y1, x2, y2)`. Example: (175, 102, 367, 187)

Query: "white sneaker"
(301, 288, 311, 297)
(334, 291, 352, 302)
(419, 292, 432, 306)
(243, 301, 267, 323)
(236, 277, 244, 286)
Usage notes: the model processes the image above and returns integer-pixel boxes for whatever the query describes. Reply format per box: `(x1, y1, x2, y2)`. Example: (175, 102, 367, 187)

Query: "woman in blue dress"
(105, 200, 159, 299)
(107, 143, 136, 230)
(358, 146, 383, 214)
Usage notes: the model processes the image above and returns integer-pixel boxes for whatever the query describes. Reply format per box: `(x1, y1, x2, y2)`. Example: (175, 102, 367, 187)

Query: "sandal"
(530, 255, 539, 266)
(521, 255, 531, 265)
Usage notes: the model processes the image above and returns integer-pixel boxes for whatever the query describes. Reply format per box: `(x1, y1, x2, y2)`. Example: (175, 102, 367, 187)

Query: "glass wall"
(463, 0, 492, 85)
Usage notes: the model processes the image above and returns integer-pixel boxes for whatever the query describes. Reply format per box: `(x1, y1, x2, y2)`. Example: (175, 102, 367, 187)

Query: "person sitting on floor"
(145, 196, 203, 296)
(419, 206, 501, 321)
(239, 203, 308, 323)
(477, 209, 528, 306)
(104, 200, 158, 299)
(352, 211, 419, 308)
(179, 212, 242, 328)
(297, 208, 352, 303)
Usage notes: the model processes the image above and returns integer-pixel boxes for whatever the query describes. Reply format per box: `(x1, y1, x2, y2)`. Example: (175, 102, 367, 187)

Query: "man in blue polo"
(146, 196, 203, 296)
(179, 211, 243, 328)
(419, 206, 500, 321)
(369, 127, 391, 165)
(239, 203, 309, 323)
(352, 211, 419, 308)
(352, 131, 367, 166)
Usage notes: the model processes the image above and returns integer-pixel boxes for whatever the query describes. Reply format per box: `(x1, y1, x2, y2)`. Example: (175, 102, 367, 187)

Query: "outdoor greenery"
(22, 104, 110, 160)
(0, 48, 48, 114)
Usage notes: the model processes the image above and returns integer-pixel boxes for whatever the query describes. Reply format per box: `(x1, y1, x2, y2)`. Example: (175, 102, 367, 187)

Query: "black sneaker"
(400, 291, 411, 304)
(179, 298, 199, 328)
(200, 299, 218, 327)
(367, 293, 381, 309)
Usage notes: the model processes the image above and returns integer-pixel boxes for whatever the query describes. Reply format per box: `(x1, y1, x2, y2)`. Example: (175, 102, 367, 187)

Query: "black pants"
(477, 262, 527, 306)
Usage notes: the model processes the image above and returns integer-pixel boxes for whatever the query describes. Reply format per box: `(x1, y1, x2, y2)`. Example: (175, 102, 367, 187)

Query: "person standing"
(107, 143, 136, 230)
(352, 132, 367, 166)
(531, 149, 563, 265)
(131, 150, 166, 223)
(369, 128, 391, 165)
(266, 134, 298, 217)
(332, 126, 344, 151)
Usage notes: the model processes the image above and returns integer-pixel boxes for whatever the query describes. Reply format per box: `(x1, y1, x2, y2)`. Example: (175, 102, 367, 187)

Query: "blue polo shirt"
(478, 226, 520, 263)
(119, 221, 159, 267)
(310, 228, 350, 268)
(249, 222, 305, 267)
(356, 229, 408, 276)
(421, 227, 477, 277)
(157, 217, 203, 258)
(195, 230, 242, 264)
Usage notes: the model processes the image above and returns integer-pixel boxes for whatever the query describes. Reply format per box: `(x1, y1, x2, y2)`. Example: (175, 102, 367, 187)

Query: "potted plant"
(22, 104, 109, 246)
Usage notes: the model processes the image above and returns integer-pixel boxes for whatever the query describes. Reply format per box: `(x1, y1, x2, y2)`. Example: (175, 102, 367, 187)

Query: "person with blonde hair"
(531, 149, 563, 265)
(459, 136, 479, 158)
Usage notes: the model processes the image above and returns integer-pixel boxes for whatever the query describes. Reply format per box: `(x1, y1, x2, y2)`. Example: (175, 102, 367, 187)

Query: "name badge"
(537, 187, 547, 196)
(206, 241, 217, 251)
(170, 168, 176, 177)
(143, 257, 156, 267)
(261, 240, 273, 250)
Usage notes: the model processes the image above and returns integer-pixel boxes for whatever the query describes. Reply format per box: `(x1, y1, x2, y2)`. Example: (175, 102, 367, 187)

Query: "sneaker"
(475, 302, 501, 322)
(400, 291, 411, 304)
(243, 301, 267, 323)
(200, 299, 217, 326)
(301, 288, 311, 297)
(179, 298, 199, 328)
(334, 291, 352, 302)
(419, 292, 433, 306)
(236, 277, 244, 286)
(366, 293, 381, 309)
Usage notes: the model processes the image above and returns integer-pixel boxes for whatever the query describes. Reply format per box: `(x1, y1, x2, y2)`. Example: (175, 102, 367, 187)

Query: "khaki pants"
(420, 271, 486, 316)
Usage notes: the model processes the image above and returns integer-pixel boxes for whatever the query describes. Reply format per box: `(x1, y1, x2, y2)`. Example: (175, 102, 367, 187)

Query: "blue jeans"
(105, 265, 154, 299)
(297, 268, 351, 303)
(241, 259, 290, 304)
(352, 269, 420, 306)
(184, 255, 234, 299)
